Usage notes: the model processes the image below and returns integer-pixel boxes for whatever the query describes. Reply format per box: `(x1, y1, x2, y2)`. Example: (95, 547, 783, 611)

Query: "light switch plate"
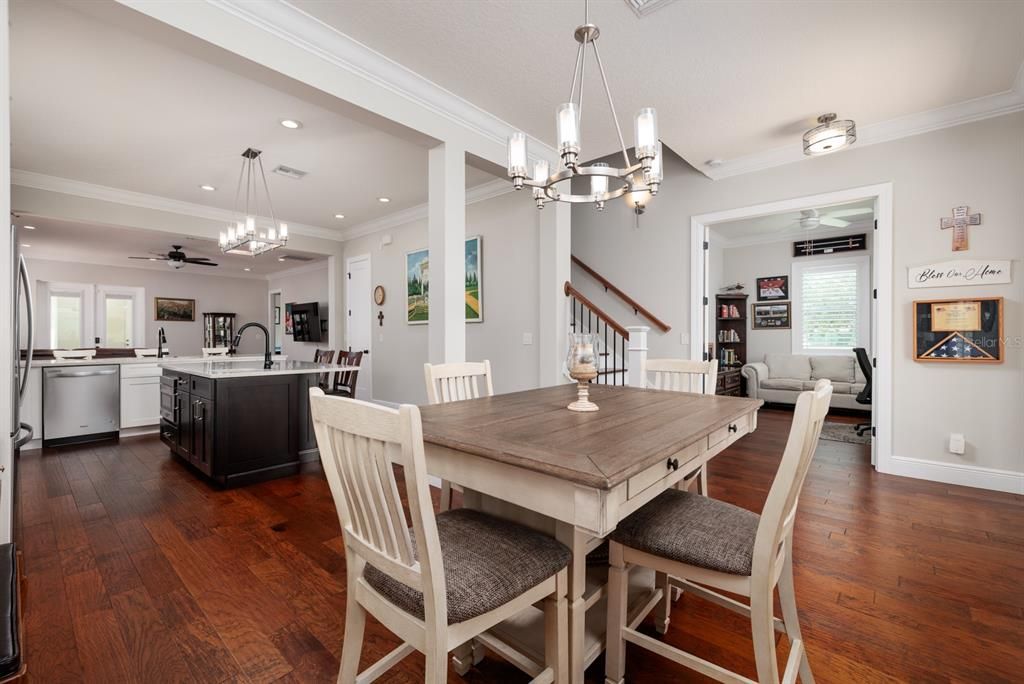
(522, 333, 533, 345)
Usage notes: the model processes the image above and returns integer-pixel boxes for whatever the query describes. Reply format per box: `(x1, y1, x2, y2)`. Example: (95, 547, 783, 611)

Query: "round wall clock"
(373, 285, 386, 306)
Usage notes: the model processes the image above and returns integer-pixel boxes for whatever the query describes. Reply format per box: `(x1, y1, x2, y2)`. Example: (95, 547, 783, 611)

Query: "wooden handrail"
(571, 255, 671, 333)
(564, 282, 630, 339)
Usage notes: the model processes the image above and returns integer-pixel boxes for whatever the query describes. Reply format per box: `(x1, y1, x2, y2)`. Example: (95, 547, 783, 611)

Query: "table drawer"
(627, 442, 700, 499)
(707, 413, 752, 451)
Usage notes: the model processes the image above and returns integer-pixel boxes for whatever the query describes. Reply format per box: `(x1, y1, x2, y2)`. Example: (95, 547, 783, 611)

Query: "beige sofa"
(741, 353, 867, 410)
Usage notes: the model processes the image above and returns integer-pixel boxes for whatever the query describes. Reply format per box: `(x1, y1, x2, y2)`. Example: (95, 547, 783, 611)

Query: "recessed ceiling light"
(22, 225, 35, 230)
(334, 214, 345, 220)
(278, 257, 286, 262)
(377, 197, 391, 203)
(199, 184, 216, 191)
(244, 267, 252, 272)
(280, 119, 302, 129)
(148, 258, 157, 261)
(20, 243, 30, 248)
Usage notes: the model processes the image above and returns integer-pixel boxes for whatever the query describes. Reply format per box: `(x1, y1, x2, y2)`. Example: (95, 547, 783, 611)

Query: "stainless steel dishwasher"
(42, 365, 120, 447)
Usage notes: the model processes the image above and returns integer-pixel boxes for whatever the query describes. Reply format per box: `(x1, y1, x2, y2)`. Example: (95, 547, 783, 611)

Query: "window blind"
(799, 265, 860, 350)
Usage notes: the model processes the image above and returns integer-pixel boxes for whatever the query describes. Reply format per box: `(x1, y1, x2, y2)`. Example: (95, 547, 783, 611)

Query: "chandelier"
(506, 0, 663, 213)
(219, 147, 289, 256)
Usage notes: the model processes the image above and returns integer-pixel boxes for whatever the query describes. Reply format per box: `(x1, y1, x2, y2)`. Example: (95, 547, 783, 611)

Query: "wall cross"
(940, 205, 982, 252)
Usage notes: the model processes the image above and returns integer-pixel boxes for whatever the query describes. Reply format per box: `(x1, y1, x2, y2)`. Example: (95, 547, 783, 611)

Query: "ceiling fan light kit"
(506, 0, 663, 213)
(219, 147, 290, 257)
(802, 113, 857, 156)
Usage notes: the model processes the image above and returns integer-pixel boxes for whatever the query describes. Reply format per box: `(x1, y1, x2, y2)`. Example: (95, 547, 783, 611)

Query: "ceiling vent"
(624, 0, 676, 17)
(277, 254, 316, 262)
(272, 165, 308, 180)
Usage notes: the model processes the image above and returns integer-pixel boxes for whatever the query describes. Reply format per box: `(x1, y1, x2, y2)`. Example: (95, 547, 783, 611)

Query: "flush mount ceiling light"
(199, 184, 216, 191)
(377, 197, 391, 203)
(22, 225, 35, 230)
(334, 213, 345, 219)
(803, 113, 856, 156)
(279, 119, 302, 129)
(219, 148, 289, 257)
(507, 0, 663, 213)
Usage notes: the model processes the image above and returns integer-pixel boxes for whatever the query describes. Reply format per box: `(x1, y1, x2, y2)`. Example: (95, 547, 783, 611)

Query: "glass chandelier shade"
(802, 113, 856, 156)
(219, 147, 290, 256)
(506, 0, 663, 212)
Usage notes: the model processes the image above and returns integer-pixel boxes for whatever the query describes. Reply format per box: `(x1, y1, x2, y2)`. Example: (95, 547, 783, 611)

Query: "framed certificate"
(914, 297, 1002, 363)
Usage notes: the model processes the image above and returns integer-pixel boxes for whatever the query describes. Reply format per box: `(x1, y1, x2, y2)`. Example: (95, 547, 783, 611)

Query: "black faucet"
(157, 327, 167, 359)
(232, 322, 273, 369)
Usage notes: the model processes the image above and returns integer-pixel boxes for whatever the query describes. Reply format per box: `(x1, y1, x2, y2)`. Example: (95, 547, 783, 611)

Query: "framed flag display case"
(913, 297, 1003, 363)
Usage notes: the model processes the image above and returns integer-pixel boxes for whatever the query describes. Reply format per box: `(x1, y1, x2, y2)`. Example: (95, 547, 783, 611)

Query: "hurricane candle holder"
(567, 332, 599, 412)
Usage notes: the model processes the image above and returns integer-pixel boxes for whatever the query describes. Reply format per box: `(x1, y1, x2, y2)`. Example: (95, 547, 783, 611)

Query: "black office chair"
(852, 347, 872, 436)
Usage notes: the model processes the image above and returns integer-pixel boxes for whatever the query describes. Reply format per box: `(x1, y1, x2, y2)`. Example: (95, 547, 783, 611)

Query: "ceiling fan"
(129, 245, 218, 269)
(793, 206, 872, 230)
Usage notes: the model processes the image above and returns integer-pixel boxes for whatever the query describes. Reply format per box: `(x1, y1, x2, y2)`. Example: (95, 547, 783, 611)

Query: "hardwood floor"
(16, 409, 1024, 683)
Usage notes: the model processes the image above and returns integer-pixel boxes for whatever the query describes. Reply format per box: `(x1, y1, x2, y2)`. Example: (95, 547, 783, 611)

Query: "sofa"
(741, 353, 867, 410)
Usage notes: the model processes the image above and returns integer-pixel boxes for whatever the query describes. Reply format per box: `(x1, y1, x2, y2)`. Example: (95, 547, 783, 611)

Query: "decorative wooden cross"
(940, 205, 982, 252)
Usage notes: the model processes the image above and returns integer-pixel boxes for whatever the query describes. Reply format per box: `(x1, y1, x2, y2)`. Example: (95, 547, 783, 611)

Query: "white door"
(346, 255, 372, 400)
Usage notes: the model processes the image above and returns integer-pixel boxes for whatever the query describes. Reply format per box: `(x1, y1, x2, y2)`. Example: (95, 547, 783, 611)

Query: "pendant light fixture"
(802, 113, 857, 156)
(220, 148, 289, 256)
(506, 0, 663, 212)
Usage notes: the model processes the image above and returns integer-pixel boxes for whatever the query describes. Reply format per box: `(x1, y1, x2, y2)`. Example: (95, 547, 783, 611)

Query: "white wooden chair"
(202, 347, 230, 358)
(309, 388, 569, 684)
(52, 349, 96, 361)
(134, 348, 160, 358)
(642, 358, 718, 495)
(423, 361, 494, 512)
(605, 380, 833, 684)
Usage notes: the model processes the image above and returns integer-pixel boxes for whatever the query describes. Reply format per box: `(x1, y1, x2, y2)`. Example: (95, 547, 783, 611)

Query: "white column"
(427, 143, 466, 364)
(538, 201, 571, 386)
(627, 326, 650, 389)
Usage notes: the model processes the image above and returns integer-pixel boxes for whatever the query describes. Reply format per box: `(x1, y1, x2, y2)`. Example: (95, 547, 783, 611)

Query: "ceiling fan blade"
(186, 256, 213, 261)
(185, 259, 219, 266)
(820, 216, 849, 228)
(129, 256, 168, 260)
(829, 207, 873, 218)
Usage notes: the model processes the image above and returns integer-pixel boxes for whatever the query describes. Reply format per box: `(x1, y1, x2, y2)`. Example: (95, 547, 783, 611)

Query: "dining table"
(418, 382, 763, 683)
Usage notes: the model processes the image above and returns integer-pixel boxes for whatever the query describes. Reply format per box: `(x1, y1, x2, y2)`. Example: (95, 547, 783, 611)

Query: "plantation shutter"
(799, 264, 860, 351)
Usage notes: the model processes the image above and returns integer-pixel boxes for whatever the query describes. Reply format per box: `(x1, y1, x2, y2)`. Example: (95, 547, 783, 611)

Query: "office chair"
(853, 347, 872, 436)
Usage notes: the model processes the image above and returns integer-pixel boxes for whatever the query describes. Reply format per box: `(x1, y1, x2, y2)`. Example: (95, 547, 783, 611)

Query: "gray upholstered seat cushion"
(364, 508, 571, 625)
(611, 490, 760, 576)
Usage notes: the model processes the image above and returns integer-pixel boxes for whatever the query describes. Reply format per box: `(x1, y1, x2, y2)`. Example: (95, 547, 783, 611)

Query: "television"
(290, 302, 322, 342)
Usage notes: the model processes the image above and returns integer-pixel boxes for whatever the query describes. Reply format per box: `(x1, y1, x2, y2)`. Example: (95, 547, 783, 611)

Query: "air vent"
(278, 254, 315, 262)
(793, 233, 867, 257)
(624, 0, 677, 17)
(272, 165, 308, 180)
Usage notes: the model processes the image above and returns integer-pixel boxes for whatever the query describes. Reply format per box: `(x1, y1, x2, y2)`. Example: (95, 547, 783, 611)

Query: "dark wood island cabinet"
(158, 360, 342, 486)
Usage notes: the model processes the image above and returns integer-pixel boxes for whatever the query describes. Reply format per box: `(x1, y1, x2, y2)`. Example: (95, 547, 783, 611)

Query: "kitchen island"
(160, 359, 350, 486)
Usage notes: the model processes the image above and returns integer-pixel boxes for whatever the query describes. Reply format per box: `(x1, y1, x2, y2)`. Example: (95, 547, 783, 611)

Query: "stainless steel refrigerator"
(9, 224, 34, 537)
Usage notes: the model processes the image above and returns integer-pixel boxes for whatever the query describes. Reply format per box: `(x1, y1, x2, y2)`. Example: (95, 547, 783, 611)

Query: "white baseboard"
(885, 455, 1024, 495)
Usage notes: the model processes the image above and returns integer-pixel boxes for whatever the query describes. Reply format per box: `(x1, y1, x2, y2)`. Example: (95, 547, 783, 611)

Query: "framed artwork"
(284, 303, 294, 335)
(406, 248, 429, 324)
(914, 297, 1002, 363)
(465, 235, 483, 323)
(154, 297, 195, 322)
(751, 302, 791, 329)
(756, 275, 789, 301)
(274, 306, 281, 325)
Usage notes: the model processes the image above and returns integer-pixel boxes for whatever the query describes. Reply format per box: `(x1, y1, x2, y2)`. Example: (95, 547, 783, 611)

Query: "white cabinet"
(120, 364, 161, 428)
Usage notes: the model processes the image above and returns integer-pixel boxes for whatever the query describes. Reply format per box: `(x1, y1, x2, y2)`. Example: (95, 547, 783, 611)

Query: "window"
(43, 282, 144, 349)
(791, 256, 870, 355)
(104, 296, 135, 348)
(96, 286, 145, 348)
(50, 293, 84, 349)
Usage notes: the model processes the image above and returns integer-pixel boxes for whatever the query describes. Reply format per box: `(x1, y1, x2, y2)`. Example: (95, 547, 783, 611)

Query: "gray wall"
(268, 264, 330, 361)
(342, 190, 540, 405)
(572, 112, 1024, 474)
(25, 258, 269, 356)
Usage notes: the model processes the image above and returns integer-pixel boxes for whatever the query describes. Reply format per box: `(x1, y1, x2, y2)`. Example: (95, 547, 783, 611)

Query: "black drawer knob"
(667, 458, 680, 471)
(728, 423, 738, 433)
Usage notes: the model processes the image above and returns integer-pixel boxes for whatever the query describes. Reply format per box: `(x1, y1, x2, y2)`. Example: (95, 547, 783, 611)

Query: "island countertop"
(161, 359, 358, 379)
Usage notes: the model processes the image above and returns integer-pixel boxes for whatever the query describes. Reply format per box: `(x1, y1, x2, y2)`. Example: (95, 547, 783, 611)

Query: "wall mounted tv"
(290, 302, 322, 342)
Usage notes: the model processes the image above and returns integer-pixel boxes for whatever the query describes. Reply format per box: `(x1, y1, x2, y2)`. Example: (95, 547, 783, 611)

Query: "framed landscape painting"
(465, 236, 483, 323)
(407, 248, 430, 324)
(154, 297, 195, 322)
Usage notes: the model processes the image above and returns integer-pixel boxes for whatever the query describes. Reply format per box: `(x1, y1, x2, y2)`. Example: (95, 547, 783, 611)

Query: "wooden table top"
(420, 384, 762, 490)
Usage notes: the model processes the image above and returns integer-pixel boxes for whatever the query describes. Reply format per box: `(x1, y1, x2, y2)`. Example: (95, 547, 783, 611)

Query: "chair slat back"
(753, 379, 833, 574)
(309, 389, 445, 623)
(202, 347, 230, 357)
(314, 349, 336, 389)
(424, 360, 494, 404)
(643, 358, 719, 396)
(333, 350, 363, 395)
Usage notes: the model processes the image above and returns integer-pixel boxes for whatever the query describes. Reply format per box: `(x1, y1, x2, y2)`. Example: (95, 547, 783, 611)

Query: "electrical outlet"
(522, 333, 533, 345)
(949, 433, 965, 455)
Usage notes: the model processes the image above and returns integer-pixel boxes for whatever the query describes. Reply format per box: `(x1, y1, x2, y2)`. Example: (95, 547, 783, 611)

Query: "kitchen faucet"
(157, 327, 167, 359)
(232, 322, 273, 369)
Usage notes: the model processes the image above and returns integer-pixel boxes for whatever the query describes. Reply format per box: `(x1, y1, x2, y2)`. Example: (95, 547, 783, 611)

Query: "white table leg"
(556, 522, 589, 684)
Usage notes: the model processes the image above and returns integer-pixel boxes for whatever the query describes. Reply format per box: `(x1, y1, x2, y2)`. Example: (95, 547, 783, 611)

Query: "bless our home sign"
(908, 259, 1012, 289)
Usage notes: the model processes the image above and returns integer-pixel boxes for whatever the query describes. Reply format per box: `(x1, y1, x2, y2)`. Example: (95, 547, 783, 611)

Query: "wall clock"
(373, 285, 386, 306)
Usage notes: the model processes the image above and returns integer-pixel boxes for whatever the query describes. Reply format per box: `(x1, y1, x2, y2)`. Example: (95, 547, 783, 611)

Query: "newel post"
(627, 326, 649, 389)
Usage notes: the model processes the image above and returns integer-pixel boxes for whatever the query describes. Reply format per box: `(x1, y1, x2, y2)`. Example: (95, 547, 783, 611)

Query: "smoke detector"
(272, 165, 308, 180)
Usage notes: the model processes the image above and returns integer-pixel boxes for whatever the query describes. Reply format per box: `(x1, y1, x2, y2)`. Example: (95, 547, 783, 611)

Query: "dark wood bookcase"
(714, 294, 748, 396)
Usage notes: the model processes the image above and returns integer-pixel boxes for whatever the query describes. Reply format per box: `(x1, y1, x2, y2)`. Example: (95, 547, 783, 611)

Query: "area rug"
(819, 421, 871, 445)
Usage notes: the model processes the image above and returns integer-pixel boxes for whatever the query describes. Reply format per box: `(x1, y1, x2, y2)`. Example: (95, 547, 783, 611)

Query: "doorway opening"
(269, 289, 282, 354)
(345, 254, 373, 401)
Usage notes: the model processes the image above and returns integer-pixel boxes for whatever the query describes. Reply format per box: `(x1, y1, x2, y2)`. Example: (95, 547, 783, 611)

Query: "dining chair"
(201, 347, 230, 358)
(313, 349, 336, 390)
(605, 379, 833, 684)
(329, 350, 362, 397)
(309, 388, 570, 684)
(423, 360, 494, 512)
(52, 349, 97, 361)
(642, 358, 718, 495)
(133, 348, 160, 358)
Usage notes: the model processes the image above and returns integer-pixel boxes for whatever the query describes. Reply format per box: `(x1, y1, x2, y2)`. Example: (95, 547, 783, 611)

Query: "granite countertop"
(23, 354, 285, 368)
(161, 359, 358, 379)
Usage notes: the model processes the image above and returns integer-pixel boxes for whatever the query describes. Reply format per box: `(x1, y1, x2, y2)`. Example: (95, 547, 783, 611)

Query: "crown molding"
(340, 178, 514, 242)
(12, 169, 344, 242)
(703, 61, 1024, 181)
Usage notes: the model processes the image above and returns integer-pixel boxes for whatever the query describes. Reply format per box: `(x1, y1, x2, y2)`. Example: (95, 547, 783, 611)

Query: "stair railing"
(564, 282, 629, 385)
(571, 255, 671, 333)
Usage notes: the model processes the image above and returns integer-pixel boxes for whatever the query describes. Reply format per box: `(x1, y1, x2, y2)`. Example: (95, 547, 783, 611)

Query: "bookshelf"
(714, 294, 748, 396)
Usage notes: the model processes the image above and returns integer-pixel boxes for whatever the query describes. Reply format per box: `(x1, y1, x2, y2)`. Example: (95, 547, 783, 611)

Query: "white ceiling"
(9, 0, 497, 234)
(16, 216, 325, 279)
(293, 0, 1024, 170)
(712, 199, 874, 245)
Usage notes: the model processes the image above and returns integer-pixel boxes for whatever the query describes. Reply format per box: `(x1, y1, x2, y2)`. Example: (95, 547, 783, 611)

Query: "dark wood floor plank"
(151, 589, 246, 684)
(71, 608, 136, 684)
(111, 587, 198, 684)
